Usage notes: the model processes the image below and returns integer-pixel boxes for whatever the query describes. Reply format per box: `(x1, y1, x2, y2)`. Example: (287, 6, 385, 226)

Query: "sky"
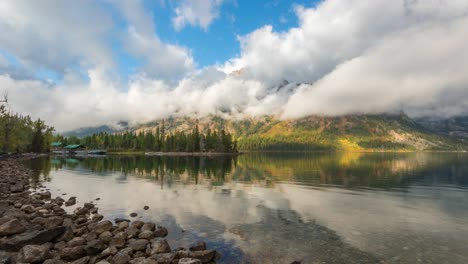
(0, 0, 467, 131)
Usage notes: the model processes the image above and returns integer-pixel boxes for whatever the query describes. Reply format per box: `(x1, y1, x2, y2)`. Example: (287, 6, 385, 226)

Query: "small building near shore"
(64, 144, 85, 151)
(51, 142, 62, 150)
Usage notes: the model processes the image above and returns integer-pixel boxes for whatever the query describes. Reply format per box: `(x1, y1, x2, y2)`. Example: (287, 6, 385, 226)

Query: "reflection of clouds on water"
(29, 153, 468, 263)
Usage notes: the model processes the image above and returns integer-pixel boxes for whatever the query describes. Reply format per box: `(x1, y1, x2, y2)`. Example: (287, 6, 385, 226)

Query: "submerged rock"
(189, 241, 207, 251)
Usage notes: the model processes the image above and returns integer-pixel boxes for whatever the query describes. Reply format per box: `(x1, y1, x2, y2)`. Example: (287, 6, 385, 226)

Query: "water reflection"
(23, 153, 468, 263)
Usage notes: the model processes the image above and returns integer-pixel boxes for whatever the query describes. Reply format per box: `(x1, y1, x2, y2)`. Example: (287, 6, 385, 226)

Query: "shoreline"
(144, 152, 239, 157)
(0, 155, 219, 264)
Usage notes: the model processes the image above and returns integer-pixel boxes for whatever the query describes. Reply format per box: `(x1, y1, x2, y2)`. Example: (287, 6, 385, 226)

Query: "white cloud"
(1, 0, 468, 131)
(172, 0, 224, 31)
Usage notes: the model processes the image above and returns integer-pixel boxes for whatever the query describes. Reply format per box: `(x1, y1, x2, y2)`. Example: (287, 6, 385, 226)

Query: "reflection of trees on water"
(22, 158, 52, 189)
(28, 152, 468, 190)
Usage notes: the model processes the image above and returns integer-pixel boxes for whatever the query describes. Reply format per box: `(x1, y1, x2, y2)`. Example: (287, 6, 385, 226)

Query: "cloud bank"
(0, 0, 467, 131)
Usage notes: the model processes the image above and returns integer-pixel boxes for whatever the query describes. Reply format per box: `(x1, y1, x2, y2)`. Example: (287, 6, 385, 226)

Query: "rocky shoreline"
(0, 155, 218, 264)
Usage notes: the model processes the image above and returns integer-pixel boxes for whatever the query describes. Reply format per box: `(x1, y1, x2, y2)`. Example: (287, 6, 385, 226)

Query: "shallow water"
(24, 152, 468, 263)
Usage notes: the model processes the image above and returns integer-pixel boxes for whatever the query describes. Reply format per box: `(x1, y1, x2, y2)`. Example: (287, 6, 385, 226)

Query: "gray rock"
(98, 231, 113, 243)
(54, 241, 67, 250)
(100, 246, 118, 257)
(130, 257, 157, 264)
(189, 250, 216, 263)
(0, 251, 12, 264)
(179, 258, 202, 264)
(131, 221, 144, 229)
(60, 246, 87, 261)
(149, 253, 175, 263)
(73, 207, 89, 216)
(45, 216, 64, 229)
(143, 206, 149, 210)
(40, 191, 52, 200)
(138, 230, 154, 240)
(0, 219, 25, 236)
(85, 239, 106, 256)
(112, 250, 131, 264)
(92, 214, 104, 222)
(83, 203, 95, 210)
(43, 259, 66, 264)
(128, 239, 149, 251)
(109, 232, 126, 248)
(65, 197, 76, 207)
(96, 260, 110, 264)
(114, 218, 130, 224)
(148, 239, 171, 254)
(20, 205, 35, 214)
(17, 244, 51, 263)
(129, 213, 138, 218)
(125, 226, 139, 239)
(94, 220, 113, 234)
(153, 226, 168, 238)
(140, 223, 155, 232)
(67, 237, 86, 247)
(69, 256, 90, 264)
(10, 183, 23, 193)
(0, 226, 66, 251)
(189, 241, 206, 251)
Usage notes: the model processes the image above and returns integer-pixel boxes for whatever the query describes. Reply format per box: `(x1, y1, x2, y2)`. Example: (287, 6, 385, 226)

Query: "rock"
(143, 206, 149, 210)
(179, 258, 202, 264)
(149, 253, 175, 263)
(131, 221, 144, 229)
(65, 197, 76, 207)
(55, 226, 74, 242)
(83, 203, 95, 209)
(74, 207, 89, 216)
(90, 208, 98, 214)
(130, 212, 138, 217)
(110, 232, 126, 248)
(17, 244, 51, 263)
(141, 223, 155, 232)
(60, 246, 87, 261)
(100, 246, 118, 257)
(10, 183, 23, 193)
(130, 257, 157, 264)
(83, 232, 98, 242)
(153, 226, 168, 237)
(117, 221, 129, 230)
(112, 250, 131, 264)
(189, 250, 216, 263)
(43, 259, 66, 264)
(54, 241, 67, 250)
(98, 231, 113, 243)
(20, 205, 35, 214)
(45, 216, 64, 229)
(0, 219, 25, 236)
(0, 251, 12, 264)
(94, 220, 113, 234)
(128, 239, 149, 251)
(92, 214, 104, 222)
(69, 256, 90, 264)
(85, 239, 106, 256)
(138, 230, 153, 240)
(125, 226, 139, 239)
(0, 226, 66, 251)
(67, 237, 86, 247)
(189, 241, 206, 251)
(96, 260, 110, 264)
(114, 218, 130, 224)
(148, 239, 171, 254)
(40, 191, 52, 200)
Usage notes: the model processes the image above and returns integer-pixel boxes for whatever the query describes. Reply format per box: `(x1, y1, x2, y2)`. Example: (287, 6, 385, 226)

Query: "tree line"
(0, 104, 54, 153)
(54, 124, 237, 153)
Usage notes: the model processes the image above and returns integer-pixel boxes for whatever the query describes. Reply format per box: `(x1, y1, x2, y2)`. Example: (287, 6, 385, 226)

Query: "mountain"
(132, 114, 467, 151)
(415, 116, 468, 140)
(63, 122, 128, 138)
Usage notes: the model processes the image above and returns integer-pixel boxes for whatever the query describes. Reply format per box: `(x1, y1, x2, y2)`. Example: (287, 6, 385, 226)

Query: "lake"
(23, 152, 468, 263)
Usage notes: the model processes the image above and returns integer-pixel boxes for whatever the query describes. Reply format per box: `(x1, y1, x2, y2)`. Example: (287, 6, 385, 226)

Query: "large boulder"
(84, 239, 106, 256)
(0, 219, 25, 236)
(112, 250, 131, 264)
(0, 226, 66, 251)
(16, 244, 51, 263)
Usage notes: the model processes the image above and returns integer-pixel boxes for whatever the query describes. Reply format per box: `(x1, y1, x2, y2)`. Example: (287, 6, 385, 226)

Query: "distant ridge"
(63, 114, 468, 151)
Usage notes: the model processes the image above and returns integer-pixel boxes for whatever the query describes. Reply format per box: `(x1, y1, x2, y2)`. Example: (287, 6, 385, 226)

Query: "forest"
(54, 124, 237, 153)
(0, 104, 54, 154)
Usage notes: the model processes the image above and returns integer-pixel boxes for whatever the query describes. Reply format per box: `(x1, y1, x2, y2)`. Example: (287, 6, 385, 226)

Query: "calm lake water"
(24, 152, 468, 264)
